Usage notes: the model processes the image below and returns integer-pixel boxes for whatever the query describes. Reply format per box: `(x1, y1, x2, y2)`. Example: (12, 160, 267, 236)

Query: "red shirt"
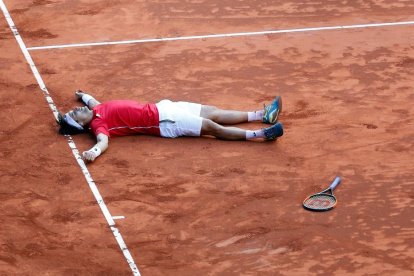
(89, 100, 160, 137)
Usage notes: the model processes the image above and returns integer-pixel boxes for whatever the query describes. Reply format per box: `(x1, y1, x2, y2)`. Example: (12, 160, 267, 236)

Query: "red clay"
(1, 0, 413, 275)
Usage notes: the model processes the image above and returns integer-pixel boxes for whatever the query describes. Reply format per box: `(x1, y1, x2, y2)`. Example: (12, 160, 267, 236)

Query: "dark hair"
(57, 112, 87, 135)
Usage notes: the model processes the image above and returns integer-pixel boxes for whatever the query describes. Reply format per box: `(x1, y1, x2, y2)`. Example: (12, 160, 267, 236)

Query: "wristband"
(89, 145, 102, 157)
(81, 94, 94, 106)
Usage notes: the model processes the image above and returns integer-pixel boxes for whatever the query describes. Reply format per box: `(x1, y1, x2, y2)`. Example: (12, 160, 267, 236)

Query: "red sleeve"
(90, 119, 110, 137)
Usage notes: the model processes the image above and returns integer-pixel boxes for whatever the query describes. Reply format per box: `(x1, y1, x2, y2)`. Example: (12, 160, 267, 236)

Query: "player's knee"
(201, 119, 222, 136)
(201, 105, 219, 120)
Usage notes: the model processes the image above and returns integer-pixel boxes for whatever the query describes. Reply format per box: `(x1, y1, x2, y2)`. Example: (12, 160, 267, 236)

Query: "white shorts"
(156, 99, 203, 138)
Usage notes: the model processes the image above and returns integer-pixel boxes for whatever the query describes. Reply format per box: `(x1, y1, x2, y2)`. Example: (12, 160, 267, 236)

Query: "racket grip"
(329, 176, 341, 190)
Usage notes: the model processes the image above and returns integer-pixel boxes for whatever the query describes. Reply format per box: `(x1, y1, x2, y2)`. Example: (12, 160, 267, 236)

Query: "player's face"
(69, 106, 90, 126)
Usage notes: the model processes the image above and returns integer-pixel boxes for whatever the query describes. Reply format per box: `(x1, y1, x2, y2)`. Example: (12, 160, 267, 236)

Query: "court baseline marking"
(26, 20, 414, 50)
(0, 1, 140, 275)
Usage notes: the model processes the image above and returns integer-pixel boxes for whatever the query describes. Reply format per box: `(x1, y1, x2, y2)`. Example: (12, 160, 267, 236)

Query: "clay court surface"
(1, 0, 414, 275)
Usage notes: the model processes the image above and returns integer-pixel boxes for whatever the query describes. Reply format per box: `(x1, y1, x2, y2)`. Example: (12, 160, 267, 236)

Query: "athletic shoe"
(263, 122, 284, 140)
(263, 96, 282, 124)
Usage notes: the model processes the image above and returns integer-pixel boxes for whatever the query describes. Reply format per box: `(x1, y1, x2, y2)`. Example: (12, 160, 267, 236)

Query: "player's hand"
(75, 89, 85, 100)
(82, 150, 97, 162)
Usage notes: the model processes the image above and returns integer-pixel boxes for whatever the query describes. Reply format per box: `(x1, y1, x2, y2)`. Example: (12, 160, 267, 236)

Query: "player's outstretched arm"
(82, 133, 109, 162)
(75, 89, 101, 109)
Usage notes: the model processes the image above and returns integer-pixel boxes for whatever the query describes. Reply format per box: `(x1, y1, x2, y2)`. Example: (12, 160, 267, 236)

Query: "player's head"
(57, 106, 93, 135)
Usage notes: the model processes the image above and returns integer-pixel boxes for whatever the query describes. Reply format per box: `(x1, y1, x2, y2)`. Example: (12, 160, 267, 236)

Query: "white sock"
(247, 110, 264, 122)
(246, 129, 265, 140)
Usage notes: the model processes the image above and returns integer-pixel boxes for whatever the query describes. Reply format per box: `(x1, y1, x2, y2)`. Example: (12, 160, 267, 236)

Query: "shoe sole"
(276, 96, 282, 121)
(268, 96, 282, 124)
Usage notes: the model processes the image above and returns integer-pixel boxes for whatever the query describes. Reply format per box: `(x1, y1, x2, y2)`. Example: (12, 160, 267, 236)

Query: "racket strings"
(304, 194, 336, 210)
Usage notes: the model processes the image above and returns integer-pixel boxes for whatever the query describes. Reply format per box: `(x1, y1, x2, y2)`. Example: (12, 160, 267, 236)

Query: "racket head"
(302, 193, 337, 211)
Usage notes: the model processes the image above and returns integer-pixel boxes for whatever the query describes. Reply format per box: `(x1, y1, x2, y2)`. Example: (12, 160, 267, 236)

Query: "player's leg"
(200, 96, 282, 125)
(200, 105, 250, 125)
(201, 119, 283, 141)
(173, 101, 248, 125)
(201, 118, 246, 140)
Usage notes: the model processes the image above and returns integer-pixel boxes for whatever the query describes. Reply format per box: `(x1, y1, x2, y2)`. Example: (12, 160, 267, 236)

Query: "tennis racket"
(303, 176, 341, 211)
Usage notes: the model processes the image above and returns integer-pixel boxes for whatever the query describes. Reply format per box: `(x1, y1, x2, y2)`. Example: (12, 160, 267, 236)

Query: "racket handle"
(329, 176, 341, 190)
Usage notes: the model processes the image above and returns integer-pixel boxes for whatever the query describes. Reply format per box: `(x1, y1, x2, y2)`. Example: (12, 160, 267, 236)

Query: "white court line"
(0, 1, 140, 275)
(113, 216, 126, 220)
(27, 20, 414, 51)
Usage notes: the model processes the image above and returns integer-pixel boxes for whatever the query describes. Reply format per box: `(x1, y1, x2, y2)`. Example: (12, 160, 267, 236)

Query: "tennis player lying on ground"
(57, 90, 283, 162)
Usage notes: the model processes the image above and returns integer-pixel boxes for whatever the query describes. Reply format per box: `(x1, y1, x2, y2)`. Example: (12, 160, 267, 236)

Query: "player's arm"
(75, 89, 101, 109)
(82, 133, 109, 162)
